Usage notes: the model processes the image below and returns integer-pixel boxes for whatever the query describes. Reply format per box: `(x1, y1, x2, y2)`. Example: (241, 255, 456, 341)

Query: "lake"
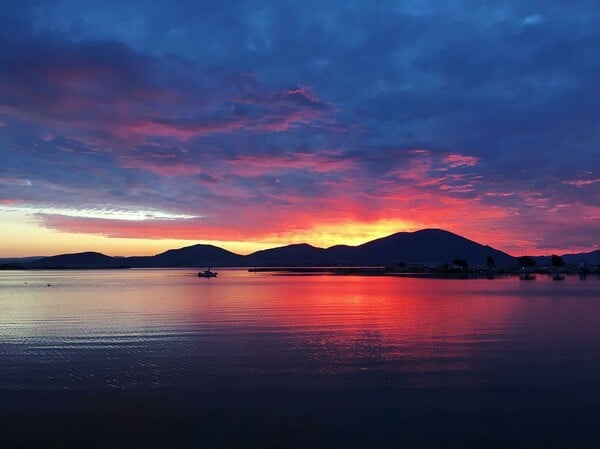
(1, 269, 599, 448)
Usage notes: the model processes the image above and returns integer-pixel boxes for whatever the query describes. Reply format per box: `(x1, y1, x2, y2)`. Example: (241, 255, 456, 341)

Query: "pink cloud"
(438, 184, 475, 193)
(0, 52, 336, 147)
(33, 180, 598, 256)
(444, 154, 480, 168)
(119, 157, 204, 176)
(521, 191, 552, 209)
(485, 192, 516, 197)
(236, 85, 331, 111)
(113, 117, 246, 142)
(227, 151, 355, 176)
(562, 178, 600, 188)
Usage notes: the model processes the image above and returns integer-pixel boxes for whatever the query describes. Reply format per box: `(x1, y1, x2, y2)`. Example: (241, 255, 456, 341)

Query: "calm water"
(1, 269, 599, 448)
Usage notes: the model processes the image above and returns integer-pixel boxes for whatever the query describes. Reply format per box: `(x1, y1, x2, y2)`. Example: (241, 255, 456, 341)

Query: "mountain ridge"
(16, 229, 599, 269)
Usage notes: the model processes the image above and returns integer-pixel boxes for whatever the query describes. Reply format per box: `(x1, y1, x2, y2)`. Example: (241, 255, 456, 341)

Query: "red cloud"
(0, 44, 337, 147)
(32, 178, 599, 255)
(227, 151, 355, 176)
(444, 154, 480, 168)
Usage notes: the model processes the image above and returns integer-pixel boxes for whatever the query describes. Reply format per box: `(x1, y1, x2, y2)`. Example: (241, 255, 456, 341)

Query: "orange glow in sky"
(3, 203, 596, 258)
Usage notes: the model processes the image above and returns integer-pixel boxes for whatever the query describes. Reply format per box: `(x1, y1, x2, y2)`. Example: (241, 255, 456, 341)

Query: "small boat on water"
(198, 269, 217, 278)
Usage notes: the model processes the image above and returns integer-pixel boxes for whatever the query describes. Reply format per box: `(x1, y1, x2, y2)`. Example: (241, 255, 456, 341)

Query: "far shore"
(3, 265, 597, 279)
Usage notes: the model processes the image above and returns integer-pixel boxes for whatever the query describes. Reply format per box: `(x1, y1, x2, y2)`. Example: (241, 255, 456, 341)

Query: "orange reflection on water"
(2, 269, 599, 390)
(0, 269, 522, 343)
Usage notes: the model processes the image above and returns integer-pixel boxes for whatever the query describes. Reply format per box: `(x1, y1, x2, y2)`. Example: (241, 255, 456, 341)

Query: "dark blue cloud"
(1, 0, 598, 252)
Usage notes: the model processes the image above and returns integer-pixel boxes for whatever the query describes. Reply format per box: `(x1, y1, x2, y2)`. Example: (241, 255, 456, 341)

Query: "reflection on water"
(1, 269, 599, 448)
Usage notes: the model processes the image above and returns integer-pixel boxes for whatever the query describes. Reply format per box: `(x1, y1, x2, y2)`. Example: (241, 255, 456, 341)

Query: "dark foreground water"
(1, 269, 599, 448)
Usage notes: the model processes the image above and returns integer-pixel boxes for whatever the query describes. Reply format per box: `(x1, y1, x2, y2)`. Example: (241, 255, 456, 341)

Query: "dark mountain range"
(245, 229, 515, 267)
(562, 249, 600, 265)
(246, 243, 330, 266)
(0, 256, 43, 264)
(533, 249, 600, 267)
(27, 252, 126, 269)
(126, 244, 244, 268)
(16, 228, 598, 269)
(344, 229, 514, 266)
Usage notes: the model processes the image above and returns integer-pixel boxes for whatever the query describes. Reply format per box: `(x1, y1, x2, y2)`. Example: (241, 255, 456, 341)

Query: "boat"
(198, 269, 217, 278)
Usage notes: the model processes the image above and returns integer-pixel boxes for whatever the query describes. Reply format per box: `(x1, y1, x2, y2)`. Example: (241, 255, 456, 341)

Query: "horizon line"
(3, 228, 598, 261)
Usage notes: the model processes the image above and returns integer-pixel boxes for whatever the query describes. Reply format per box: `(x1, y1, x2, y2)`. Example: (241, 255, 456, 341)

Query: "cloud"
(0, 177, 32, 186)
(119, 158, 205, 177)
(1, 1, 599, 254)
(227, 151, 355, 176)
(523, 14, 544, 26)
(444, 154, 480, 168)
(562, 178, 600, 188)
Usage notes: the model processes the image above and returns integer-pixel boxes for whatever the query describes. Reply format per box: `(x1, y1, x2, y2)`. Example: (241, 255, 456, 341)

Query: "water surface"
(1, 269, 599, 448)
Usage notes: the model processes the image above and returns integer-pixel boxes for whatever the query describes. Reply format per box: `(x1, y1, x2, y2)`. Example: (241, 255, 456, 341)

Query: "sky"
(1, 0, 599, 257)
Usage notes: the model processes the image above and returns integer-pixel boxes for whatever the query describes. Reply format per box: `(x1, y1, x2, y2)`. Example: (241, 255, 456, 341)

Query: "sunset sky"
(1, 0, 599, 257)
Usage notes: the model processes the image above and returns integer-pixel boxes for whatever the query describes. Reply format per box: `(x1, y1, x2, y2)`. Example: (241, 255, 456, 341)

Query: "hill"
(0, 256, 44, 264)
(18, 229, 598, 269)
(354, 229, 515, 266)
(533, 249, 600, 267)
(245, 243, 329, 266)
(27, 252, 126, 269)
(245, 229, 515, 267)
(562, 249, 600, 265)
(126, 244, 244, 267)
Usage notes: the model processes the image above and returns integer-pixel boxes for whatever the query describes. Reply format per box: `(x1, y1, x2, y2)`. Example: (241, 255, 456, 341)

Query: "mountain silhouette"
(561, 249, 600, 265)
(533, 249, 600, 267)
(19, 228, 598, 269)
(246, 243, 329, 266)
(127, 244, 243, 267)
(244, 229, 515, 267)
(27, 252, 126, 268)
(352, 228, 515, 266)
